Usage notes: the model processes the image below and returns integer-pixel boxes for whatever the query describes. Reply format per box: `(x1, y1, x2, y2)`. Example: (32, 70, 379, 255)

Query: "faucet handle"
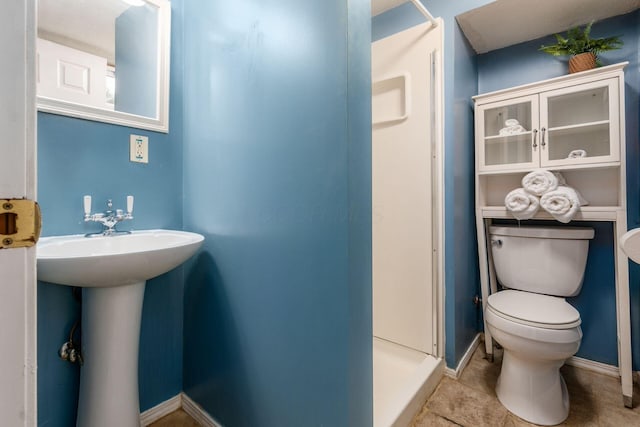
(83, 195, 92, 216)
(127, 195, 134, 214)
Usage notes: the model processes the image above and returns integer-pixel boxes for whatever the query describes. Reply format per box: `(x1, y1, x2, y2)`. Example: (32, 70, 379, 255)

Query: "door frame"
(0, 1, 37, 425)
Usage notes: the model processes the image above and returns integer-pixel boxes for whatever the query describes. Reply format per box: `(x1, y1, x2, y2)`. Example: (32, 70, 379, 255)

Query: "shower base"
(373, 337, 443, 427)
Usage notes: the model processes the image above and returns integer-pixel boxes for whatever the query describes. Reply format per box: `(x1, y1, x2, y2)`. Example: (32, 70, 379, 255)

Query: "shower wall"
(373, 0, 488, 369)
(372, 22, 442, 354)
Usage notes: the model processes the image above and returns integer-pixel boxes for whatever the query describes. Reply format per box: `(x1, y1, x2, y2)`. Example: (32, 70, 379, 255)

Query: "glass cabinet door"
(477, 95, 538, 171)
(540, 79, 619, 166)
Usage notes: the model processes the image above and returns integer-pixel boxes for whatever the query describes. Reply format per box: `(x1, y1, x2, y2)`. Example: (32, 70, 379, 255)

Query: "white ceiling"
(372, 0, 640, 54)
(40, 0, 640, 61)
(38, 0, 131, 64)
(457, 0, 640, 54)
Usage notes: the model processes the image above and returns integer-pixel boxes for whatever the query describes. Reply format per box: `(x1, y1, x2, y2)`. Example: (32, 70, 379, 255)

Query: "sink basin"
(620, 228, 640, 264)
(36, 229, 203, 427)
(37, 229, 204, 287)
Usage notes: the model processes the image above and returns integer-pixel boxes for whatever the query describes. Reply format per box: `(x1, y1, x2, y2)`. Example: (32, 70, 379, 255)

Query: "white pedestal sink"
(620, 228, 640, 264)
(37, 229, 204, 427)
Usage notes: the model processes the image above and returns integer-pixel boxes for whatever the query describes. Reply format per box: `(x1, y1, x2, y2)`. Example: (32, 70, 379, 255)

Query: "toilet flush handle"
(491, 238, 502, 248)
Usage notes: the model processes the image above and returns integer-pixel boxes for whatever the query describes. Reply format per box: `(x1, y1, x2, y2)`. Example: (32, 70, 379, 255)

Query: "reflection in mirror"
(37, 0, 170, 133)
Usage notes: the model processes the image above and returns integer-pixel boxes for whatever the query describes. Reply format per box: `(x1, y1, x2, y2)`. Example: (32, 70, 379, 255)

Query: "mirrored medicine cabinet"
(36, 0, 171, 133)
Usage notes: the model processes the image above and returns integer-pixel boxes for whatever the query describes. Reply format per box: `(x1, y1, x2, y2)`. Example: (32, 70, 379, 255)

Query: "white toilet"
(485, 225, 594, 426)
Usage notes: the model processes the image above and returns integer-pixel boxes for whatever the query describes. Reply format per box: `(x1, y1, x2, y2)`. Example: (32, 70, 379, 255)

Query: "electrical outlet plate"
(130, 134, 149, 163)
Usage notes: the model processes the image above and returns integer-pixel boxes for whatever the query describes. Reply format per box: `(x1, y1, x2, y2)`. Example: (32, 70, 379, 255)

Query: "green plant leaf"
(583, 21, 592, 39)
(539, 21, 623, 60)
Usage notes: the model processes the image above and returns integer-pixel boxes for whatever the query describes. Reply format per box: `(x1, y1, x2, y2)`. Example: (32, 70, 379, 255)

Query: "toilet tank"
(489, 225, 594, 297)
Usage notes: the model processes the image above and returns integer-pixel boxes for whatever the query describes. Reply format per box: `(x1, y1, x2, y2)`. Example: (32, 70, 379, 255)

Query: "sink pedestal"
(37, 230, 204, 426)
(76, 282, 146, 427)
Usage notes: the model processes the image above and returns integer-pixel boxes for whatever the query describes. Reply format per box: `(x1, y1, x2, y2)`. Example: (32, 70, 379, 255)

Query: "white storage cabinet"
(477, 76, 620, 172)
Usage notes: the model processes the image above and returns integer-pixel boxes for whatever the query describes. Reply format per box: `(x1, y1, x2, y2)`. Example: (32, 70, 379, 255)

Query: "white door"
(37, 38, 109, 109)
(0, 1, 37, 426)
(372, 22, 441, 354)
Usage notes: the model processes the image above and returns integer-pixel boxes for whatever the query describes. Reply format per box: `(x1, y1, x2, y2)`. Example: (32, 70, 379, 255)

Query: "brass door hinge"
(0, 199, 41, 249)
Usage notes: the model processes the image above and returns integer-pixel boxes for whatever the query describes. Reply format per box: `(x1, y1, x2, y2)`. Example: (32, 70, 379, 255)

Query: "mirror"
(37, 0, 171, 133)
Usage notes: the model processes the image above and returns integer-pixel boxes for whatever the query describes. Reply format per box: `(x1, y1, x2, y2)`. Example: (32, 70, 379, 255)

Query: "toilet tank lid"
(490, 225, 594, 240)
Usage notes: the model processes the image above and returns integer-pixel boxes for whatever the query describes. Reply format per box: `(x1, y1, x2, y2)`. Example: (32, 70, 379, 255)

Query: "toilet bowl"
(486, 225, 593, 425)
(486, 290, 582, 425)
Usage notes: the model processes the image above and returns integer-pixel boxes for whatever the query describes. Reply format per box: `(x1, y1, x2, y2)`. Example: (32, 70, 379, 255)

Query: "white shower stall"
(371, 15, 444, 427)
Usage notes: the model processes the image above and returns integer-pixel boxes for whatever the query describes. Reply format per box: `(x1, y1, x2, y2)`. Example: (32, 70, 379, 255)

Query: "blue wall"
(115, 4, 159, 117)
(373, 0, 492, 368)
(37, 0, 372, 426)
(347, 0, 373, 424)
(36, 1, 185, 425)
(478, 12, 640, 369)
(180, 0, 372, 426)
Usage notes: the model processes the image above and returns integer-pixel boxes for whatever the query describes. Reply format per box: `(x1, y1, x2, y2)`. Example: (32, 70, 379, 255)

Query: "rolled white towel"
(522, 169, 566, 196)
(505, 188, 540, 220)
(540, 186, 583, 223)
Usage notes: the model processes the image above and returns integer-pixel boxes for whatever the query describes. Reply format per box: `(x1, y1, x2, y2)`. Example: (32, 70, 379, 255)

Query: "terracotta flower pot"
(568, 52, 597, 74)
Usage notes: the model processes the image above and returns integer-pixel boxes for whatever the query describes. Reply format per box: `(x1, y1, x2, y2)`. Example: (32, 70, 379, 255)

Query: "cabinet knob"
(541, 127, 547, 147)
(532, 129, 538, 148)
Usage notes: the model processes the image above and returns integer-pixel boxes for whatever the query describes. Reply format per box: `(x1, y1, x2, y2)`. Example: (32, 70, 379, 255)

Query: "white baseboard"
(182, 392, 223, 427)
(140, 394, 182, 426)
(470, 338, 636, 383)
(444, 333, 481, 379)
(566, 356, 620, 378)
(554, 356, 640, 385)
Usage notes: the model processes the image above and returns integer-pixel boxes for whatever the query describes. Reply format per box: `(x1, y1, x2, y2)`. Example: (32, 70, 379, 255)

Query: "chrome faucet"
(83, 195, 134, 236)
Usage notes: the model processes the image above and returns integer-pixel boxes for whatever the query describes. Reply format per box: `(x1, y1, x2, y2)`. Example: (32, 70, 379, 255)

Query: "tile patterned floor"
(148, 409, 200, 427)
(411, 343, 640, 427)
(149, 343, 640, 427)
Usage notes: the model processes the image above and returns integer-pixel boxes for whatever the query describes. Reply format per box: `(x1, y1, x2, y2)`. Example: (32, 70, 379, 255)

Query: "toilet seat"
(487, 290, 581, 329)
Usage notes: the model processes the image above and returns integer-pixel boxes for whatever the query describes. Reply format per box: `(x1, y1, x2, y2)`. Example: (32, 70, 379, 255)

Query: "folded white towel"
(540, 186, 583, 223)
(522, 169, 564, 196)
(576, 189, 589, 206)
(505, 188, 539, 220)
(556, 172, 567, 186)
(568, 149, 587, 159)
(498, 119, 527, 135)
(499, 125, 526, 136)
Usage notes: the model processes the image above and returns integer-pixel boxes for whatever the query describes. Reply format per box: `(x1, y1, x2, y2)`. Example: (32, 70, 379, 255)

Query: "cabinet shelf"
(548, 120, 609, 133)
(477, 161, 620, 175)
(479, 205, 622, 221)
(484, 131, 532, 141)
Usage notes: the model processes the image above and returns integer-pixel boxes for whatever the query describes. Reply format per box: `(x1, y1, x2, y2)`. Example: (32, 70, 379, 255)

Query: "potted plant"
(539, 22, 623, 74)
